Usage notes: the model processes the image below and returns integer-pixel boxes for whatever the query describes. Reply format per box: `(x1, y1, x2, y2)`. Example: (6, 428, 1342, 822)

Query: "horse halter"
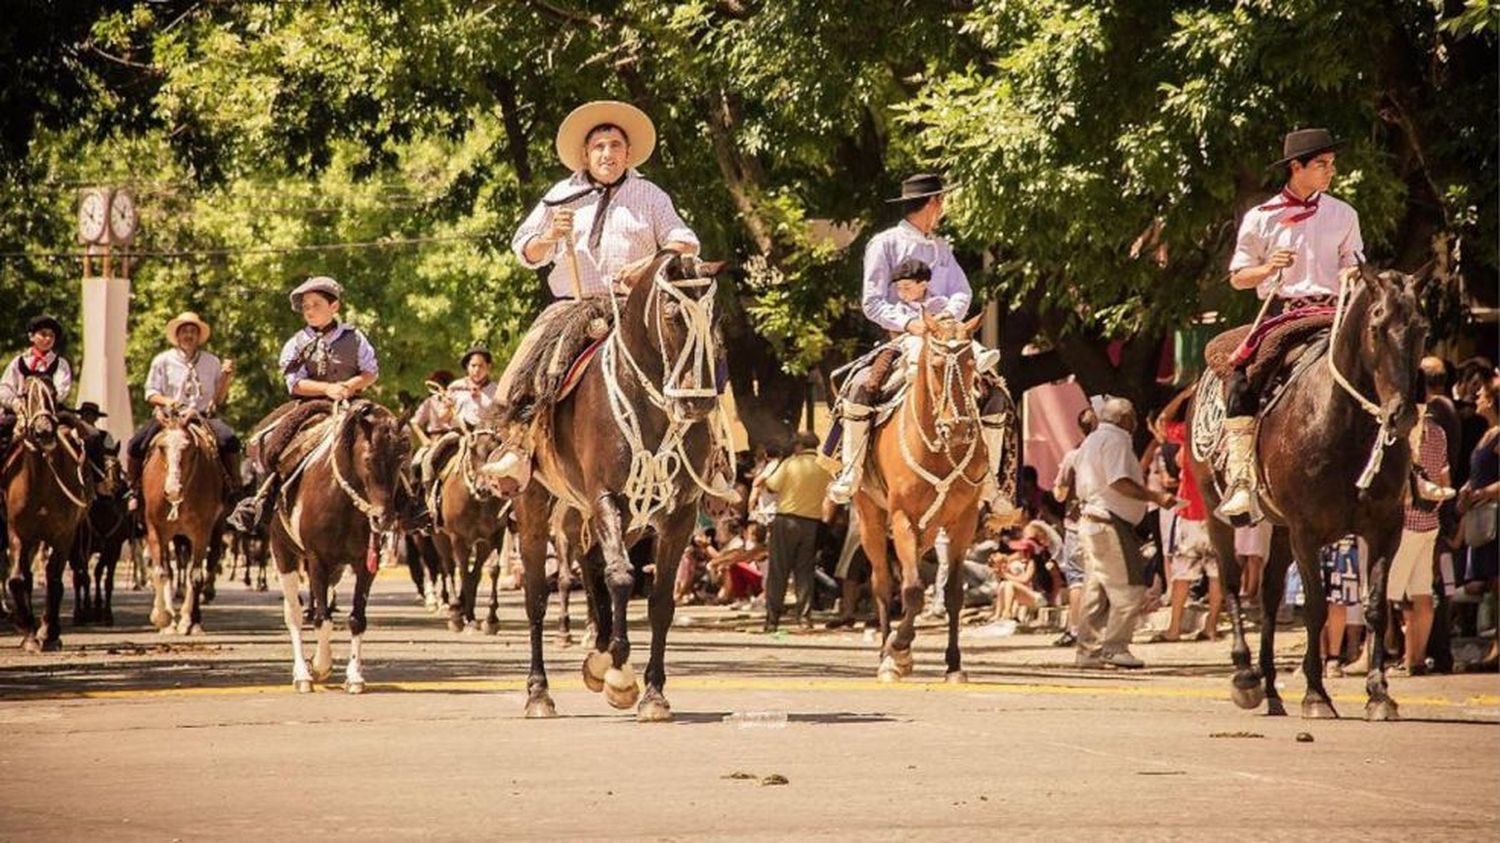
(1327, 264, 1409, 491)
(610, 257, 720, 409)
(17, 377, 59, 444)
(922, 330, 978, 446)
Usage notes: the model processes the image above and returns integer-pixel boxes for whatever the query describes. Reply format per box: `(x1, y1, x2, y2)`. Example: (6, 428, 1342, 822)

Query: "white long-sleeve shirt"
(0, 350, 71, 410)
(1230, 190, 1363, 300)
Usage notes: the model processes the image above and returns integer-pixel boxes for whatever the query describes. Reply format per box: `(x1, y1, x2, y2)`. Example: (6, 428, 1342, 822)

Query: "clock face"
(78, 189, 108, 243)
(108, 190, 138, 242)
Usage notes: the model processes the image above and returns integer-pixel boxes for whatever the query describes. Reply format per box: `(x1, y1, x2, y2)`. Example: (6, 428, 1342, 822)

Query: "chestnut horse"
(266, 400, 407, 693)
(487, 253, 729, 721)
(4, 378, 91, 651)
(1186, 266, 1425, 721)
(853, 312, 1013, 682)
(142, 408, 225, 635)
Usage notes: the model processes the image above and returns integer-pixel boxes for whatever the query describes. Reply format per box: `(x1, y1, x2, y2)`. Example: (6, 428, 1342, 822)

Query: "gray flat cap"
(289, 276, 344, 312)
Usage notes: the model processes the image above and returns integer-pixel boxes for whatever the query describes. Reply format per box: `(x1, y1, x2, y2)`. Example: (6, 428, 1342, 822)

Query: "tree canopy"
(1, 0, 1494, 435)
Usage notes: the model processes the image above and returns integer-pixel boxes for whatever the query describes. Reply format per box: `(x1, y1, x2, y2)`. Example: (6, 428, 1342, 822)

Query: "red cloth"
(1228, 305, 1336, 367)
(726, 562, 763, 599)
(1404, 420, 1448, 532)
(26, 349, 48, 372)
(1258, 188, 1321, 226)
(1162, 421, 1206, 521)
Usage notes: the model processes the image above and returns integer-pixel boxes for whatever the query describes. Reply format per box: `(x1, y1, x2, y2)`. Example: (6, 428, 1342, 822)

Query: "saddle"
(1203, 313, 1334, 393)
(502, 297, 615, 424)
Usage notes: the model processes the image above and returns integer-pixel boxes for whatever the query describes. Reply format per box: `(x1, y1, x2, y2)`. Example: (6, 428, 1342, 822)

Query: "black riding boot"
(227, 473, 281, 533)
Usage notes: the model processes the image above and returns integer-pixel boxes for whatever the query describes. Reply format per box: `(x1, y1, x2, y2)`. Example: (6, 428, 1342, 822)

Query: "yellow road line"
(7, 675, 1498, 708)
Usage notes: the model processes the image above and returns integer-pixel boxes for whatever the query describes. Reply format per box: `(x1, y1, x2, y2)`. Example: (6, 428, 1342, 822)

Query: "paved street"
(2, 570, 1497, 841)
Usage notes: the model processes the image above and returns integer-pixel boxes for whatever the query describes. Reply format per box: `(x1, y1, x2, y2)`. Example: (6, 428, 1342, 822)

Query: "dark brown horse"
(433, 423, 508, 633)
(68, 451, 132, 625)
(141, 408, 225, 635)
(486, 253, 728, 721)
(1186, 266, 1425, 721)
(3, 377, 91, 651)
(266, 400, 407, 693)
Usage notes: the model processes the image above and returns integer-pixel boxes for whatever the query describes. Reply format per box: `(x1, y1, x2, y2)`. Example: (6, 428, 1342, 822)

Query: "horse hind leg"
(853, 499, 896, 681)
(1207, 515, 1262, 710)
(1256, 533, 1291, 716)
(345, 563, 374, 695)
(481, 553, 502, 635)
(9, 540, 41, 651)
(177, 540, 205, 635)
(593, 495, 639, 711)
(942, 524, 977, 684)
(40, 545, 67, 651)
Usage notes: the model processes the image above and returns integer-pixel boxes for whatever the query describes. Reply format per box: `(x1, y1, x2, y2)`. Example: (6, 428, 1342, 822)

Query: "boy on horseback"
(1219, 129, 1364, 522)
(486, 100, 699, 491)
(0, 315, 106, 476)
(413, 344, 496, 493)
(126, 311, 240, 500)
(227, 276, 378, 531)
(826, 174, 1014, 519)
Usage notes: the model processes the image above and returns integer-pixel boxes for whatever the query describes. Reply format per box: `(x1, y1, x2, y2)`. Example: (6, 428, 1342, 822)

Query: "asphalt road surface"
(2, 569, 1496, 841)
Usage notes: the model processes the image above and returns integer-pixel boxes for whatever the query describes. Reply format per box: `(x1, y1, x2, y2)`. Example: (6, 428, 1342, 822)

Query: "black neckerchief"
(543, 173, 629, 251)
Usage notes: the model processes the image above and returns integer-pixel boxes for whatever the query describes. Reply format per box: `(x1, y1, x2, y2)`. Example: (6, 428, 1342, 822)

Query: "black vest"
(296, 328, 366, 383)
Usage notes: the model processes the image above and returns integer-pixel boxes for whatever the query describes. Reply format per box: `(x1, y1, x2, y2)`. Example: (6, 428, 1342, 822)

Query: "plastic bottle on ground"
(723, 711, 788, 729)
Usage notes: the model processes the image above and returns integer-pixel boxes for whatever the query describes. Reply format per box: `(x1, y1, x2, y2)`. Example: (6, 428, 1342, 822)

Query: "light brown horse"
(265, 399, 407, 693)
(4, 377, 91, 651)
(853, 312, 1005, 682)
(141, 408, 225, 635)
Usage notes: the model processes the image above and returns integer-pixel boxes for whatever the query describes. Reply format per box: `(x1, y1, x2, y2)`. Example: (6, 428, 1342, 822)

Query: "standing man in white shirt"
(1073, 396, 1178, 669)
(487, 100, 700, 492)
(1218, 128, 1364, 521)
(127, 311, 239, 497)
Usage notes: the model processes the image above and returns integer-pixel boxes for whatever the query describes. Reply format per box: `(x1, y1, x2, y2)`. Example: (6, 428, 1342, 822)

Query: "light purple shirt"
(861, 221, 973, 332)
(277, 323, 378, 394)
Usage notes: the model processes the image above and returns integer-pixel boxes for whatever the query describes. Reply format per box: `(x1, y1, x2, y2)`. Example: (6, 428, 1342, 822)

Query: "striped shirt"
(861, 221, 973, 332)
(145, 348, 223, 412)
(512, 170, 699, 299)
(1404, 418, 1448, 532)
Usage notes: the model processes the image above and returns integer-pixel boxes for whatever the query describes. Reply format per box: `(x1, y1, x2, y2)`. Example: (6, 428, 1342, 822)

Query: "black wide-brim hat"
(1270, 128, 1344, 168)
(77, 401, 107, 418)
(885, 173, 957, 203)
(26, 314, 64, 340)
(459, 342, 493, 368)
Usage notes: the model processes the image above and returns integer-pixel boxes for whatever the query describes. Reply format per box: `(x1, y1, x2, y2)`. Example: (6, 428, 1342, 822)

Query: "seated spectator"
(673, 528, 719, 606)
(994, 547, 1041, 622)
(710, 521, 769, 606)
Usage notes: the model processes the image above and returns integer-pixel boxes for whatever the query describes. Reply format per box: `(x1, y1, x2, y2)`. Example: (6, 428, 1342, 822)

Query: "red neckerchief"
(1259, 188, 1320, 226)
(26, 348, 49, 372)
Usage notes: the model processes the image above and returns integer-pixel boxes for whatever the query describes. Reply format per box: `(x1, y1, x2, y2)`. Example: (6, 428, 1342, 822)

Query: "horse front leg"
(1208, 517, 1260, 709)
(638, 506, 695, 723)
(147, 531, 175, 633)
(344, 558, 374, 695)
(881, 510, 922, 681)
(516, 490, 556, 717)
(40, 544, 66, 651)
(273, 546, 313, 693)
(854, 496, 893, 679)
(1363, 528, 1402, 721)
(593, 494, 639, 711)
(1256, 530, 1291, 716)
(7, 536, 40, 651)
(176, 542, 204, 636)
(98, 542, 118, 626)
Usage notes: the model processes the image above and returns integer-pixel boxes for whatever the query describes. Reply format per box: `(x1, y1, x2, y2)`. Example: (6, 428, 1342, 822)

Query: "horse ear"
(695, 260, 727, 279)
(963, 314, 982, 337)
(922, 310, 940, 333)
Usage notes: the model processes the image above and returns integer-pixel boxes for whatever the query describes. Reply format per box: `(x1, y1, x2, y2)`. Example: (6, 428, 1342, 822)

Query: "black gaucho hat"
(891, 258, 933, 282)
(26, 314, 64, 340)
(459, 342, 493, 368)
(1271, 128, 1344, 168)
(885, 173, 957, 203)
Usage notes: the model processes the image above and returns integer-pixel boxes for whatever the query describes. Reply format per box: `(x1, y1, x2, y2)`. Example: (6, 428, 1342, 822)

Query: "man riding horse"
(1218, 128, 1448, 523)
(227, 276, 379, 532)
(826, 174, 1014, 520)
(484, 100, 700, 492)
(126, 311, 240, 501)
(0, 315, 106, 478)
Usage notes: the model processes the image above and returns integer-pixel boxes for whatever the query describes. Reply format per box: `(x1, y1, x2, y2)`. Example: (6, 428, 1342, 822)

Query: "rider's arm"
(647, 183, 700, 257)
(514, 197, 560, 268)
(1228, 210, 1275, 291)
(1337, 208, 1364, 269)
(54, 357, 73, 404)
(929, 244, 972, 323)
(0, 357, 20, 409)
(144, 353, 178, 409)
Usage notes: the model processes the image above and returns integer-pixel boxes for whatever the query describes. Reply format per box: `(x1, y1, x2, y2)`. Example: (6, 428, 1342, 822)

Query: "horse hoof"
(1365, 699, 1400, 722)
(1266, 697, 1288, 717)
(150, 609, 172, 629)
(462, 622, 480, 636)
(159, 625, 179, 637)
(312, 663, 333, 683)
(189, 623, 205, 636)
(40, 638, 61, 653)
(20, 637, 40, 654)
(345, 680, 365, 696)
(582, 651, 610, 693)
(603, 666, 640, 710)
(556, 633, 576, 648)
(945, 670, 968, 684)
(446, 616, 465, 633)
(525, 695, 558, 719)
(294, 679, 314, 694)
(1230, 681, 1265, 711)
(1302, 699, 1339, 719)
(877, 656, 901, 683)
(893, 650, 914, 677)
(637, 695, 673, 723)
(481, 618, 500, 636)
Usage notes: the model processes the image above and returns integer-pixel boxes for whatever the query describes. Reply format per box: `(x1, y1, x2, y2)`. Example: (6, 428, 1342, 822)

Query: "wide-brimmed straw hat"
(555, 100, 656, 173)
(1270, 128, 1344, 168)
(885, 173, 957, 203)
(165, 311, 211, 344)
(288, 276, 344, 312)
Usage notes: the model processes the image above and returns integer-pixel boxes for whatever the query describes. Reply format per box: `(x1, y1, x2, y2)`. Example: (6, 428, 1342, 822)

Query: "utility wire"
(0, 232, 494, 262)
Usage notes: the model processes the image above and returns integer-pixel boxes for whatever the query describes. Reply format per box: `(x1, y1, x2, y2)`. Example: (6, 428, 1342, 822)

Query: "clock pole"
(77, 186, 135, 444)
